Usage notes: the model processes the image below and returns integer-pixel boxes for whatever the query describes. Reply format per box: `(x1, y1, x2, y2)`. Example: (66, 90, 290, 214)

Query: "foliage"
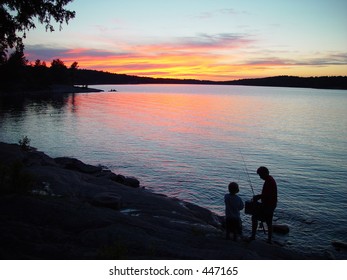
(0, 55, 79, 91)
(18, 135, 31, 151)
(0, 49, 28, 87)
(7, 49, 28, 67)
(0, 0, 75, 61)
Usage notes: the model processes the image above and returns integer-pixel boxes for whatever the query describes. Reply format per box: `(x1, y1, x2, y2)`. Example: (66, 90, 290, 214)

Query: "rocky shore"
(0, 142, 324, 259)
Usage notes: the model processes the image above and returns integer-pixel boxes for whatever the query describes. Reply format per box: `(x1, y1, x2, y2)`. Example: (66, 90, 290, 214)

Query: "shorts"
(225, 217, 242, 234)
(253, 204, 275, 223)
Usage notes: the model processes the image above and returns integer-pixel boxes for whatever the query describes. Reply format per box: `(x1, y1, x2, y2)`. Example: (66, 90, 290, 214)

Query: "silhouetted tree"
(30, 59, 49, 89)
(70, 61, 78, 70)
(0, 49, 27, 89)
(50, 58, 66, 69)
(34, 59, 47, 68)
(7, 49, 28, 68)
(69, 61, 78, 84)
(0, 0, 75, 61)
(50, 59, 68, 83)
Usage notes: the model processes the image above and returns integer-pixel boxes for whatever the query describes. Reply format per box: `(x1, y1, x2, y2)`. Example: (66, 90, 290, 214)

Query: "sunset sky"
(24, 0, 347, 81)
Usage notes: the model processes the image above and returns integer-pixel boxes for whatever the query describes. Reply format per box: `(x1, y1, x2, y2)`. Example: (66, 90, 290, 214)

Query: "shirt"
(261, 175, 278, 209)
(224, 193, 244, 219)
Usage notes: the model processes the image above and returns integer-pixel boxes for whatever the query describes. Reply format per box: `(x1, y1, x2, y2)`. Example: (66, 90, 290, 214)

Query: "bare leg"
(266, 210, 274, 243)
(251, 215, 257, 240)
(266, 219, 273, 243)
(226, 218, 230, 240)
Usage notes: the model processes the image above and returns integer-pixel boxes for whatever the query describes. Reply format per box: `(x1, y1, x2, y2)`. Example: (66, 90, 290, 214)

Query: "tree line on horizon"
(224, 75, 347, 90)
(1, 51, 347, 94)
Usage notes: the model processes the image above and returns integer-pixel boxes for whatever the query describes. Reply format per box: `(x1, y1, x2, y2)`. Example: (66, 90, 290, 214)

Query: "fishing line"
(239, 149, 255, 196)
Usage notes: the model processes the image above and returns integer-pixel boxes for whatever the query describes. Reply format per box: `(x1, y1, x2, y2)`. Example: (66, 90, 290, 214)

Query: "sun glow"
(27, 46, 347, 81)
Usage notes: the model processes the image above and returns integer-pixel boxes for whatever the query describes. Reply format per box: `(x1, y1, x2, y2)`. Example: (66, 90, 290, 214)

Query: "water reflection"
(0, 93, 71, 119)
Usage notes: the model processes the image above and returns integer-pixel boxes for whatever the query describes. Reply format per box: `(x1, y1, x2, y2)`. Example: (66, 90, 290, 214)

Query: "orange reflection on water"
(67, 86, 263, 146)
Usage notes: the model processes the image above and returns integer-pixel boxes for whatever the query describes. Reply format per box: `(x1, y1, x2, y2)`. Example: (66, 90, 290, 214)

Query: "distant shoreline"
(221, 76, 347, 90)
(70, 71, 347, 90)
(1, 76, 346, 98)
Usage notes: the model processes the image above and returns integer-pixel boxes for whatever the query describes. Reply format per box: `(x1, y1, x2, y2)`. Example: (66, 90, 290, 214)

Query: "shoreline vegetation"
(0, 141, 329, 259)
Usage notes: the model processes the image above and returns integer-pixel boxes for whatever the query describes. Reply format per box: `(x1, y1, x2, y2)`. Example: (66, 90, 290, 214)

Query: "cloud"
(64, 48, 130, 58)
(304, 53, 347, 66)
(127, 33, 253, 56)
(194, 8, 239, 19)
(244, 52, 347, 68)
(25, 45, 69, 61)
(26, 45, 131, 61)
(180, 33, 252, 49)
(26, 32, 251, 59)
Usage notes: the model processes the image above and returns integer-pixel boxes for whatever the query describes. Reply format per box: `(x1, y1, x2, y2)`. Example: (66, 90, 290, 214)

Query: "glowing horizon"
(23, 0, 347, 81)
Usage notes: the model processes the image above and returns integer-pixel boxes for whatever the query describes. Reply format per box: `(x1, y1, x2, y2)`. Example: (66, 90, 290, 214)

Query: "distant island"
(73, 69, 347, 90)
(222, 75, 347, 90)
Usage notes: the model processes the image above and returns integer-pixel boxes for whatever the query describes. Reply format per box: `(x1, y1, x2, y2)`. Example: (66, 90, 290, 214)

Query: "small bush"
(18, 136, 31, 151)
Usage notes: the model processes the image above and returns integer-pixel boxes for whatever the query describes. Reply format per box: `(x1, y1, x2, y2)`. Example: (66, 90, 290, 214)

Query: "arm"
(239, 198, 244, 210)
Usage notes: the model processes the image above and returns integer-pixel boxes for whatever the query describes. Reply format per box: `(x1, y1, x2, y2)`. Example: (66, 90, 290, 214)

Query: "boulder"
(55, 157, 102, 174)
(24, 151, 57, 167)
(123, 176, 140, 188)
(182, 201, 221, 227)
(89, 192, 122, 210)
(0, 142, 25, 164)
(110, 174, 140, 188)
(332, 241, 347, 250)
(273, 224, 290, 234)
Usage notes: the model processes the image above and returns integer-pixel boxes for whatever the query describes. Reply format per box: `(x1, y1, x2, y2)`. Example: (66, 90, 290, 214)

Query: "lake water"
(1, 84, 347, 258)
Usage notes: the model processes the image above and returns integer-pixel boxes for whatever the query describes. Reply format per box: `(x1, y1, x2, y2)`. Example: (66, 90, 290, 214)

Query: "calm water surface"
(1, 84, 347, 258)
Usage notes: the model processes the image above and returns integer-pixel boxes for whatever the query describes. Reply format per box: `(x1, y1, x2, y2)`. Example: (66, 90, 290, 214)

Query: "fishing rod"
(239, 149, 266, 233)
(239, 149, 255, 196)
